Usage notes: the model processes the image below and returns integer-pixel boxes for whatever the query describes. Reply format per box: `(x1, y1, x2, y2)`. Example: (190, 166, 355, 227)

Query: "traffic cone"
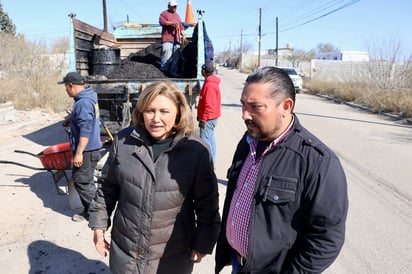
(185, 0, 195, 25)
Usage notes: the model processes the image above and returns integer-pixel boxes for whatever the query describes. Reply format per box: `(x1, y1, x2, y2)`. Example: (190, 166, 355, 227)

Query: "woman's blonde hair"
(132, 80, 194, 135)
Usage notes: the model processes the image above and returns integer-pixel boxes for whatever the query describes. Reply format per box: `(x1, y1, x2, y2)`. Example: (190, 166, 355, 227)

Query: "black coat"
(215, 116, 348, 274)
(89, 126, 221, 274)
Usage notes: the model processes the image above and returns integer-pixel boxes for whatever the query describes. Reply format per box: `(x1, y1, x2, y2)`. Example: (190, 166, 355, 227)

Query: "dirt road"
(1, 67, 411, 273)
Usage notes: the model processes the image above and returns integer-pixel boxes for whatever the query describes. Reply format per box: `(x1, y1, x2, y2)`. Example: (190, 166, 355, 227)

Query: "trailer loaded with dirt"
(68, 10, 212, 135)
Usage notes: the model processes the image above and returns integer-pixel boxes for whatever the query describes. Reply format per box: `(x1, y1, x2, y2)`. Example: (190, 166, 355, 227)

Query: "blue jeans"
(160, 42, 180, 75)
(231, 252, 243, 274)
(199, 119, 217, 162)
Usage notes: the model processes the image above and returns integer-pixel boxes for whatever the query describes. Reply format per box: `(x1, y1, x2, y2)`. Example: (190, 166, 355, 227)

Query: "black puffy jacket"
(89, 125, 221, 274)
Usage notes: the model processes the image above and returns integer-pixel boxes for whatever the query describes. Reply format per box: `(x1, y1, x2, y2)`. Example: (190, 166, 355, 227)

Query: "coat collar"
(129, 125, 189, 150)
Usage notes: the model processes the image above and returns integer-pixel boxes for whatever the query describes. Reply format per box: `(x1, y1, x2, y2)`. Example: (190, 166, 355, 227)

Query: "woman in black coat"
(88, 80, 221, 274)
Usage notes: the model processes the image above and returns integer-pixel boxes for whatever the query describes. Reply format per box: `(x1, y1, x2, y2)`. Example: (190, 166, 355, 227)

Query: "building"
(316, 51, 369, 62)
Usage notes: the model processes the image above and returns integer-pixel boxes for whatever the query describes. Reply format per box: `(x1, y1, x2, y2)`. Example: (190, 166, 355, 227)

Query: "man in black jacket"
(215, 67, 348, 273)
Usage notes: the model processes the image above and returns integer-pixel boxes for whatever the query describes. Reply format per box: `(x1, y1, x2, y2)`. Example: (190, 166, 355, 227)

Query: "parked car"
(278, 67, 303, 92)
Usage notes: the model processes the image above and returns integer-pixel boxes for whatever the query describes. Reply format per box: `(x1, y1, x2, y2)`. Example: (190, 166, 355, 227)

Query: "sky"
(2, 0, 412, 55)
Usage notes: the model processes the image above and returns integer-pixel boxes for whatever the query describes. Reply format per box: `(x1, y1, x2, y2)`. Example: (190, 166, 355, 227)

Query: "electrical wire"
(217, 0, 359, 42)
(280, 0, 360, 32)
(281, 0, 344, 26)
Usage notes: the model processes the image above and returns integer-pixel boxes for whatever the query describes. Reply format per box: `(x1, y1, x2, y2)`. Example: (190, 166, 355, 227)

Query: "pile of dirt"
(106, 41, 197, 79)
(107, 42, 164, 79)
(107, 61, 165, 79)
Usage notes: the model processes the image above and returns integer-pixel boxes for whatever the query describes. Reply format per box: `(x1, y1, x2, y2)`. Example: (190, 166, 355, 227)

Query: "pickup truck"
(68, 11, 209, 135)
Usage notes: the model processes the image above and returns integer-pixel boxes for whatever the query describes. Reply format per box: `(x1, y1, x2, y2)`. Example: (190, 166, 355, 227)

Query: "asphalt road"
(213, 67, 412, 274)
(0, 67, 411, 273)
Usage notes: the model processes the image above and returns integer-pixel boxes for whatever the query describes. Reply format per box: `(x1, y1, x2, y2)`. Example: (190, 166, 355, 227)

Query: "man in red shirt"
(159, 0, 186, 77)
(197, 62, 221, 162)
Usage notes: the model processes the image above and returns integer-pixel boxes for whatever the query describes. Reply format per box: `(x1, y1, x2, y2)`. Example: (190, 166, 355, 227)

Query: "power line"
(204, 0, 360, 48)
(280, 0, 360, 32)
(281, 0, 343, 26)
(260, 0, 342, 31)
(253, 0, 359, 37)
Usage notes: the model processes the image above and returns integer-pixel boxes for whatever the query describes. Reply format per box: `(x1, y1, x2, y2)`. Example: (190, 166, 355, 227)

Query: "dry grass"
(359, 90, 412, 118)
(0, 34, 72, 113)
(239, 65, 255, 75)
(304, 78, 412, 119)
(1, 72, 72, 113)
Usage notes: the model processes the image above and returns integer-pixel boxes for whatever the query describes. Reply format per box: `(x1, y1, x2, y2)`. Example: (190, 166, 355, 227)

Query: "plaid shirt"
(226, 118, 294, 258)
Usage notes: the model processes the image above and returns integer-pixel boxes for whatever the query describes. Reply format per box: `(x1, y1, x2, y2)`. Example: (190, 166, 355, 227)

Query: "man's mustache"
(245, 120, 256, 126)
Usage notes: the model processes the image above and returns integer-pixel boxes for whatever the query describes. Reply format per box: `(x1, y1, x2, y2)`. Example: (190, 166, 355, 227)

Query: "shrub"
(304, 78, 412, 119)
(0, 33, 71, 112)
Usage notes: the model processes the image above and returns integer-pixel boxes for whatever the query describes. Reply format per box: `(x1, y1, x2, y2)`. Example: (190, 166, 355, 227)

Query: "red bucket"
(37, 142, 72, 170)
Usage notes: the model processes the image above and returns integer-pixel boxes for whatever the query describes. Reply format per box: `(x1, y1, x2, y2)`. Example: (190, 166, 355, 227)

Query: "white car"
(278, 67, 303, 92)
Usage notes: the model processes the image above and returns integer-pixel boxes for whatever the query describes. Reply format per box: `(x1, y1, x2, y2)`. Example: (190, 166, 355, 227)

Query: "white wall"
(240, 52, 407, 84)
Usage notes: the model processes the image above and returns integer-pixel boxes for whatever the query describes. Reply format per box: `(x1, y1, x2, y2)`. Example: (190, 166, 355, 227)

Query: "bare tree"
(316, 42, 339, 53)
(366, 37, 412, 91)
(240, 41, 254, 53)
(0, 34, 71, 110)
(286, 48, 315, 68)
(51, 37, 69, 54)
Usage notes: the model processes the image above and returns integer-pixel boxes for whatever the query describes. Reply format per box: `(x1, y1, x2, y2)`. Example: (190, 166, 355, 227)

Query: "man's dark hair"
(245, 67, 296, 103)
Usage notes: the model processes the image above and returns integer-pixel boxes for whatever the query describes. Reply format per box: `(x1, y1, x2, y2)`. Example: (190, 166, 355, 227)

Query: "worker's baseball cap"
(202, 62, 215, 73)
(58, 72, 84, 85)
(168, 0, 178, 7)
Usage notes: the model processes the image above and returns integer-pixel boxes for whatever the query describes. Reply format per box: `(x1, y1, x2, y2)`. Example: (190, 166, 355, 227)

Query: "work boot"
(71, 211, 89, 222)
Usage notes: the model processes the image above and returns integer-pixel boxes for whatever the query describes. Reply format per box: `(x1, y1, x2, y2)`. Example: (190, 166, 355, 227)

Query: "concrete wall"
(239, 53, 311, 77)
(310, 59, 371, 82)
(239, 53, 409, 84)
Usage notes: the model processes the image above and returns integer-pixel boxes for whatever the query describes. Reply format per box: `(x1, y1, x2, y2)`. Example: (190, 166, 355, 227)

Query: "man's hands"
(73, 136, 89, 167)
(168, 21, 179, 28)
(93, 229, 110, 257)
(167, 21, 186, 43)
(73, 152, 84, 168)
(191, 250, 206, 263)
(198, 121, 206, 129)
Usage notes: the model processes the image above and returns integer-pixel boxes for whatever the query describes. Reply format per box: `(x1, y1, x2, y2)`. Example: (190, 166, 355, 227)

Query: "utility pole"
(240, 29, 243, 53)
(103, 0, 108, 32)
(240, 29, 243, 69)
(275, 17, 279, 66)
(228, 40, 231, 67)
(258, 8, 262, 68)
